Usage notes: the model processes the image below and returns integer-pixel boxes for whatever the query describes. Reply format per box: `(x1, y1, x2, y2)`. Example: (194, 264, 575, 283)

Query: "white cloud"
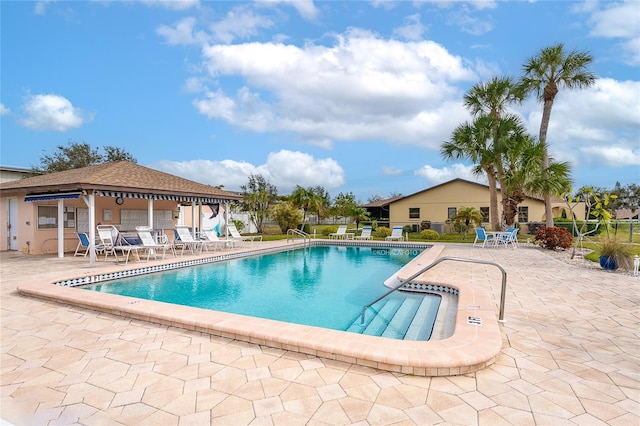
(586, 0, 640, 65)
(414, 163, 483, 185)
(150, 149, 344, 194)
(447, 5, 493, 35)
(415, 1, 497, 11)
(382, 166, 404, 176)
(34, 0, 54, 15)
(581, 145, 640, 167)
(157, 17, 206, 46)
(0, 104, 10, 115)
(140, 0, 199, 11)
(258, 0, 320, 20)
(209, 5, 274, 43)
(262, 150, 345, 189)
(19, 94, 91, 132)
(393, 14, 427, 41)
(193, 29, 475, 149)
(517, 78, 640, 168)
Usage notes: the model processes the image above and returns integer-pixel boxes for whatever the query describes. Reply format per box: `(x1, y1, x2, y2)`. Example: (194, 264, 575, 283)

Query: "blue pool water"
(83, 245, 441, 339)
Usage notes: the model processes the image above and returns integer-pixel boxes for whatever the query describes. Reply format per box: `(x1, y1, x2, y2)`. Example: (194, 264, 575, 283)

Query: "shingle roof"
(361, 196, 404, 208)
(0, 161, 242, 201)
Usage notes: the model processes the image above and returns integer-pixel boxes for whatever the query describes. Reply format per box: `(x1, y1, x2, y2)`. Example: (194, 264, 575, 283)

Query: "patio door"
(7, 198, 18, 250)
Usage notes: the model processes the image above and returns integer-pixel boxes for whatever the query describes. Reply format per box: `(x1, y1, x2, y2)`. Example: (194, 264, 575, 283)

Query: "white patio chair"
(385, 226, 405, 241)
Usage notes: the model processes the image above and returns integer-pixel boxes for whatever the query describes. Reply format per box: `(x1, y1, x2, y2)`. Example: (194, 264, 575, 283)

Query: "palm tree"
(496, 114, 572, 226)
(349, 206, 371, 231)
(441, 115, 500, 228)
(452, 207, 484, 239)
(462, 76, 523, 230)
(290, 185, 314, 230)
(521, 43, 596, 226)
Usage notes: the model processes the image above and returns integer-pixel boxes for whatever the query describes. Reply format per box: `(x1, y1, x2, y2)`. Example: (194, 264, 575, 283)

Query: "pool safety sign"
(467, 316, 483, 325)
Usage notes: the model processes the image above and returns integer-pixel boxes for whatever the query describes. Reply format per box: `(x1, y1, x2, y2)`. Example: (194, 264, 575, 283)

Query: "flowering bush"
(534, 226, 573, 250)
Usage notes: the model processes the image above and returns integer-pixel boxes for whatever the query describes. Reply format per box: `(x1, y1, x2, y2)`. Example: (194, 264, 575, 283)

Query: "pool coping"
(16, 241, 503, 376)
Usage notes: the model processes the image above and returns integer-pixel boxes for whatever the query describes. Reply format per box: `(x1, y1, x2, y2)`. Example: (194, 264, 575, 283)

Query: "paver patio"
(1, 243, 638, 425)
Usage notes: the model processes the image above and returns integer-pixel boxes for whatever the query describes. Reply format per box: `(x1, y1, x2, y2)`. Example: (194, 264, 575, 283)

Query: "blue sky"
(1, 0, 638, 202)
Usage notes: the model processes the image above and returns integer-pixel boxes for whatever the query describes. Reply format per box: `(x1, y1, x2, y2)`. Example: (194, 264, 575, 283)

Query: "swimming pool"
(19, 241, 504, 376)
(81, 245, 442, 340)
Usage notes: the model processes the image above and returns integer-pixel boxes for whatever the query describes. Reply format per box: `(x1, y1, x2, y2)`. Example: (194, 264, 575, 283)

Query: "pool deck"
(2, 242, 639, 425)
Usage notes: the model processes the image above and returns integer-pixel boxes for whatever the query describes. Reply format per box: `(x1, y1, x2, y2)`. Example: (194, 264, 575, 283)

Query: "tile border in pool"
(17, 241, 503, 377)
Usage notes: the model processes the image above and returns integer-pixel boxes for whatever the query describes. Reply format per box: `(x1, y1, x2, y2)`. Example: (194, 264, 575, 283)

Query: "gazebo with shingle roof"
(0, 161, 242, 262)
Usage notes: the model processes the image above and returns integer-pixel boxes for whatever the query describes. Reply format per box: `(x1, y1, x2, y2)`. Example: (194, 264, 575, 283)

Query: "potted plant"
(597, 238, 632, 271)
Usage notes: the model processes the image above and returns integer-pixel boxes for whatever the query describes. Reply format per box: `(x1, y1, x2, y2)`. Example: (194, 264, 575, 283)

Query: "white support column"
(57, 199, 64, 258)
(191, 201, 197, 239)
(225, 201, 230, 238)
(148, 198, 154, 228)
(83, 193, 97, 264)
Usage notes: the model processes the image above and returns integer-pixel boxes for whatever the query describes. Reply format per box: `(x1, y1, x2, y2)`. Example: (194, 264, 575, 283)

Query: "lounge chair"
(329, 225, 354, 240)
(473, 227, 495, 248)
(135, 226, 176, 260)
(174, 225, 204, 255)
(201, 228, 236, 251)
(97, 225, 142, 264)
(354, 225, 373, 240)
(74, 232, 104, 257)
(385, 226, 405, 241)
(227, 224, 263, 246)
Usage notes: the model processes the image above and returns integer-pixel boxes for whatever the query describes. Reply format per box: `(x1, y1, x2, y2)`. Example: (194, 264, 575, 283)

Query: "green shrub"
(297, 223, 311, 234)
(419, 229, 440, 240)
(373, 226, 391, 238)
(534, 226, 573, 250)
(318, 225, 338, 236)
(232, 220, 245, 232)
(269, 202, 302, 233)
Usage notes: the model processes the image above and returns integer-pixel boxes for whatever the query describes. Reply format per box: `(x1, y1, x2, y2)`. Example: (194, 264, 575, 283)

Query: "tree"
(103, 145, 137, 163)
(290, 185, 314, 229)
(349, 206, 371, 231)
(462, 76, 523, 231)
(451, 207, 484, 239)
(308, 186, 331, 223)
(332, 192, 357, 223)
(240, 174, 278, 233)
(521, 43, 596, 226)
(564, 187, 615, 259)
(367, 192, 403, 203)
(270, 201, 303, 233)
(496, 114, 571, 226)
(442, 115, 498, 226)
(35, 140, 137, 173)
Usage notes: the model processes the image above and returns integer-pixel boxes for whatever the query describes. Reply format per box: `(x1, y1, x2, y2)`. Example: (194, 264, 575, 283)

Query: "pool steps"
(347, 295, 440, 341)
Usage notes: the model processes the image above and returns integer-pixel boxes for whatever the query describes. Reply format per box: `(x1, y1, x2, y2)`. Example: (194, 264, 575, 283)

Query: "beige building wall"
(0, 193, 179, 254)
(388, 179, 584, 232)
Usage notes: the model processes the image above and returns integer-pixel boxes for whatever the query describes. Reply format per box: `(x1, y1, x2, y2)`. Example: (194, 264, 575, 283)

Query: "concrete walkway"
(1, 244, 638, 425)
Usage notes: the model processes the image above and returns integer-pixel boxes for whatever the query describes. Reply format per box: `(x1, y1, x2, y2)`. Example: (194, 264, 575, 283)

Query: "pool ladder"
(287, 228, 311, 246)
(361, 256, 507, 324)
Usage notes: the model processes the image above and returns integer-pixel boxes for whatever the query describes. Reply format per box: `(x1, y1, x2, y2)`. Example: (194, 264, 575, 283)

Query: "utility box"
(431, 222, 445, 234)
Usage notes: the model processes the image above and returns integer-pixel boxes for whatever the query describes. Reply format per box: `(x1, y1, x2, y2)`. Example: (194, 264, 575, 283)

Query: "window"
(447, 207, 457, 219)
(409, 208, 420, 219)
(518, 206, 529, 223)
(37, 206, 76, 230)
(480, 207, 489, 223)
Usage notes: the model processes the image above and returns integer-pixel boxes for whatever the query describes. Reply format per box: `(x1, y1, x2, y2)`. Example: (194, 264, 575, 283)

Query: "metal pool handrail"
(361, 256, 507, 324)
(287, 228, 311, 246)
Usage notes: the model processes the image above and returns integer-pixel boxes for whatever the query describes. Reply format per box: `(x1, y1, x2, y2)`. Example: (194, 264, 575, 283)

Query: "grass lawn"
(257, 223, 640, 268)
